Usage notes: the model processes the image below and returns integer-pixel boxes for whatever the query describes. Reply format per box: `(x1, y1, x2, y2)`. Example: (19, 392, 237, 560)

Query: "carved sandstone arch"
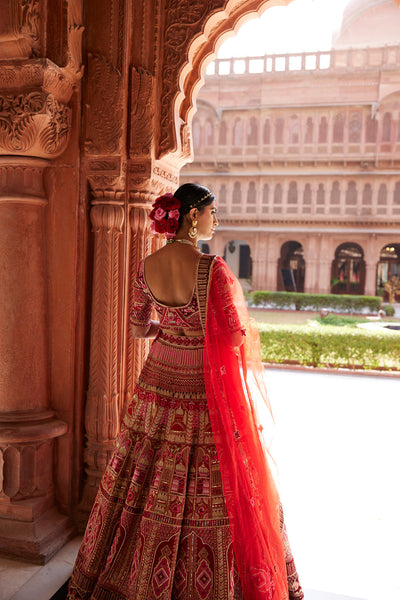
(158, 0, 296, 163)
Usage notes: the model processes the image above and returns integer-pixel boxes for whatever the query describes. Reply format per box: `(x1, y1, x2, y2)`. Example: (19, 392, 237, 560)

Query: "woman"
(68, 183, 303, 600)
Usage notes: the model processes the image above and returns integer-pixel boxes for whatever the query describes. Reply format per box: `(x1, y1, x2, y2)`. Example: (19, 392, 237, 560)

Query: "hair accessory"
(149, 193, 181, 239)
(188, 219, 198, 239)
(189, 191, 213, 209)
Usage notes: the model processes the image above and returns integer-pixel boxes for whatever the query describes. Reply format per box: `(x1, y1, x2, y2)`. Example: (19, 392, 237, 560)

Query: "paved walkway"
(1, 368, 399, 600)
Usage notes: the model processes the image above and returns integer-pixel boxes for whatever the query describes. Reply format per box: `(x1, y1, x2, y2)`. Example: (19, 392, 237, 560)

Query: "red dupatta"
(197, 255, 289, 600)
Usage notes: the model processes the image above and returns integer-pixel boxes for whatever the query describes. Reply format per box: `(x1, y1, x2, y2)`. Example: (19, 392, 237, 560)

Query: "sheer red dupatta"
(198, 256, 288, 600)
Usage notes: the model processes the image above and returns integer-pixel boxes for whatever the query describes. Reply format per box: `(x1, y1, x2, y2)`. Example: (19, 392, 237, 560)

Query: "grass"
(250, 309, 400, 371)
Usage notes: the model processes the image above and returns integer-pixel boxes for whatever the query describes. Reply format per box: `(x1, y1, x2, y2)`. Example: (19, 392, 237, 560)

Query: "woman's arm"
(231, 329, 244, 348)
(131, 320, 160, 339)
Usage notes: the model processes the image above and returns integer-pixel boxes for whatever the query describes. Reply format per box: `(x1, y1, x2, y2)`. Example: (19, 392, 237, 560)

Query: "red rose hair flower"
(149, 193, 181, 239)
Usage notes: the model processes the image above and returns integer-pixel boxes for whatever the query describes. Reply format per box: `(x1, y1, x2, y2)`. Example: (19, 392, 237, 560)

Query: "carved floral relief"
(130, 66, 154, 157)
(85, 54, 123, 155)
(0, 90, 71, 156)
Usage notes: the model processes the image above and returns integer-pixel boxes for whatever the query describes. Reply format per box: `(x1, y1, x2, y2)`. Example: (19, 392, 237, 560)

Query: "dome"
(333, 0, 400, 48)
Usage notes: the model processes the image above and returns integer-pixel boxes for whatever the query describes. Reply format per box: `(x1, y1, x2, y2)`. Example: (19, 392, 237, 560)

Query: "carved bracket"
(0, 90, 71, 157)
(87, 157, 124, 193)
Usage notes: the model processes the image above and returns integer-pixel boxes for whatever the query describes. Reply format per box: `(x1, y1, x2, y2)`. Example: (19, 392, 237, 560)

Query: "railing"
(206, 45, 400, 77)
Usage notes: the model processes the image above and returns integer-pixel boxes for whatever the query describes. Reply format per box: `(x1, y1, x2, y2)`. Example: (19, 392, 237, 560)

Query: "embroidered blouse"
(129, 257, 243, 337)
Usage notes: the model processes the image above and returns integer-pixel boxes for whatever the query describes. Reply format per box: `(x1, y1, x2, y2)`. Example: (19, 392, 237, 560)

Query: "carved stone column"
(0, 0, 83, 555)
(304, 235, 321, 294)
(125, 203, 152, 403)
(365, 260, 378, 297)
(0, 159, 69, 562)
(265, 234, 280, 291)
(252, 233, 268, 290)
(79, 198, 124, 518)
(364, 236, 380, 297)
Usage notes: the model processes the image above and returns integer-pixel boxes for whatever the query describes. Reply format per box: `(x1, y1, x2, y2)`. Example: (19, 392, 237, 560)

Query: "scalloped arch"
(158, 0, 295, 164)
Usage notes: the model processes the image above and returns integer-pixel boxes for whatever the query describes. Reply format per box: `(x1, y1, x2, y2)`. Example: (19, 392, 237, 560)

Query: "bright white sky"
(217, 0, 354, 57)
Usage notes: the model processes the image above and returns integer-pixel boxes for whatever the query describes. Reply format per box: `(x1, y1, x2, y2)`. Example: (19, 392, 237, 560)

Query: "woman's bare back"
(143, 244, 201, 307)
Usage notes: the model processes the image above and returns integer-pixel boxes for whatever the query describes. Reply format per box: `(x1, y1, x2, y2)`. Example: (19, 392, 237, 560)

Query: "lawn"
(249, 309, 400, 371)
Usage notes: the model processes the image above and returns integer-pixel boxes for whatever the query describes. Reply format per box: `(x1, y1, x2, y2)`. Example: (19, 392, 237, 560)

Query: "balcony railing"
(206, 45, 400, 77)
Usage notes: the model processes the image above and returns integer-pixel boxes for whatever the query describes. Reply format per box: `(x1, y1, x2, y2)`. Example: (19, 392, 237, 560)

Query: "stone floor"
(1, 367, 399, 600)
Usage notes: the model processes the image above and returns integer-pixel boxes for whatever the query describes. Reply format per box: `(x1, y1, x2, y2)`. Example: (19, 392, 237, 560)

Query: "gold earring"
(188, 219, 198, 239)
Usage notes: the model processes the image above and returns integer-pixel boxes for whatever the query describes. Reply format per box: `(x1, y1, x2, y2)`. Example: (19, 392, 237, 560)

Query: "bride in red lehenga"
(67, 183, 304, 600)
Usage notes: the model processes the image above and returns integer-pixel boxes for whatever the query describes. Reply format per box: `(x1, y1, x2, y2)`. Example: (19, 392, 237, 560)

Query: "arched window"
(262, 184, 269, 212)
(362, 184, 372, 205)
(394, 182, 400, 205)
(274, 184, 282, 204)
(247, 117, 258, 145)
(274, 117, 284, 144)
(247, 181, 257, 212)
(303, 184, 312, 205)
(318, 116, 328, 143)
(382, 112, 392, 142)
(263, 119, 271, 144)
(317, 183, 325, 205)
(232, 181, 241, 206)
(219, 120, 227, 145)
(233, 119, 243, 146)
(330, 181, 340, 204)
(288, 181, 298, 203)
(378, 184, 387, 205)
(289, 115, 300, 144)
(192, 118, 201, 148)
(204, 119, 214, 146)
(331, 243, 365, 295)
(349, 112, 362, 143)
(219, 184, 227, 206)
(333, 114, 345, 143)
(346, 181, 357, 205)
(365, 115, 377, 143)
(305, 117, 314, 144)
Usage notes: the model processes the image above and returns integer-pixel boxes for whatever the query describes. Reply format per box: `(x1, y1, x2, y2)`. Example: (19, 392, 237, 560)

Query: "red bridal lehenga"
(67, 255, 303, 600)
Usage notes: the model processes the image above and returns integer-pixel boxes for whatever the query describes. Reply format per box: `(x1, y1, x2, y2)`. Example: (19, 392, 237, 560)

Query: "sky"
(216, 0, 354, 58)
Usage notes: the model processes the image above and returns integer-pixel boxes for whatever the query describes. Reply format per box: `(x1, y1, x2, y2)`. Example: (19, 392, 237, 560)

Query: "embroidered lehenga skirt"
(68, 331, 244, 600)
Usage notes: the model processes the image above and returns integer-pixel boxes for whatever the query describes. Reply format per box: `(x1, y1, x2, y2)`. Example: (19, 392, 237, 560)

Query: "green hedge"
(258, 323, 400, 371)
(247, 291, 381, 314)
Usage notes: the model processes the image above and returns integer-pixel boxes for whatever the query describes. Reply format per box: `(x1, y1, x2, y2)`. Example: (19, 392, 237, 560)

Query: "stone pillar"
(78, 198, 124, 518)
(364, 236, 380, 297)
(0, 159, 69, 562)
(315, 236, 333, 294)
(125, 201, 152, 403)
(365, 260, 378, 296)
(265, 234, 280, 291)
(304, 235, 321, 294)
(252, 233, 268, 290)
(0, 0, 83, 554)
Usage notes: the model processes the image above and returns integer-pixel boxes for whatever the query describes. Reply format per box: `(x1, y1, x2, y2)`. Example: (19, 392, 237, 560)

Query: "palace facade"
(181, 0, 400, 297)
